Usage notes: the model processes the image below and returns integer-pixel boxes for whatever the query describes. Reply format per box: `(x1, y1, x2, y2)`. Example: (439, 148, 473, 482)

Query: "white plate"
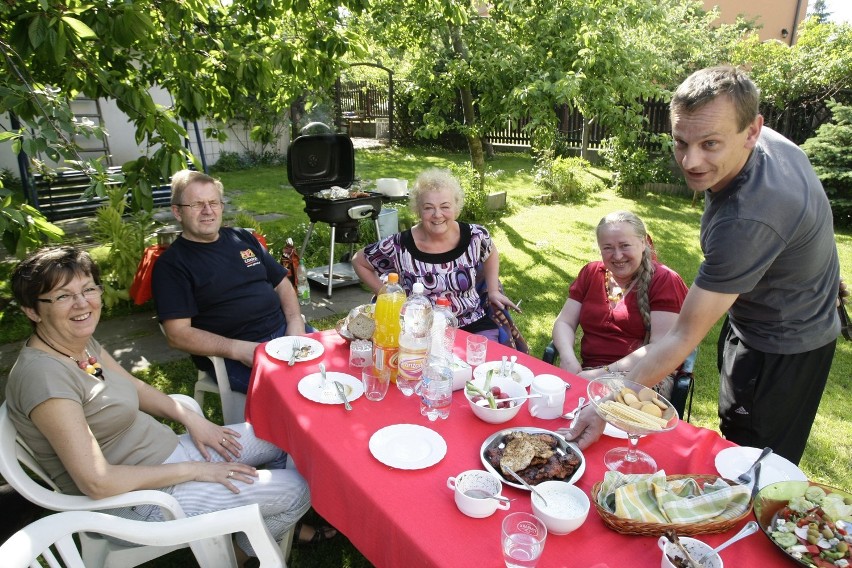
(265, 336, 324, 363)
(473, 361, 534, 388)
(369, 424, 447, 470)
(480, 427, 586, 489)
(603, 423, 629, 439)
(297, 372, 363, 405)
(714, 446, 808, 490)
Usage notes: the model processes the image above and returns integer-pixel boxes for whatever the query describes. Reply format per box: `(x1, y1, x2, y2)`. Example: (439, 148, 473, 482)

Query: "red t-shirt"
(568, 261, 688, 368)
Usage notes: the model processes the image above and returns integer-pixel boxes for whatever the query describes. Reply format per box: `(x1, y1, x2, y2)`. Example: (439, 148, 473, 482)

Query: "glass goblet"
(587, 374, 679, 474)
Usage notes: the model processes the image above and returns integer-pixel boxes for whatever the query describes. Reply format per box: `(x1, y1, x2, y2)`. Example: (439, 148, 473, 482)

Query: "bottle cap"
(412, 282, 425, 294)
(436, 297, 451, 307)
(388, 272, 399, 283)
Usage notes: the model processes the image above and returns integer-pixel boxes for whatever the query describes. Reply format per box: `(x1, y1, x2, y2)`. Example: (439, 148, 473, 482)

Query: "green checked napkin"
(596, 471, 751, 524)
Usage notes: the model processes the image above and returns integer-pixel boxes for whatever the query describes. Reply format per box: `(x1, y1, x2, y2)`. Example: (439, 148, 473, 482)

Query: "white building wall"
(1, 86, 291, 183)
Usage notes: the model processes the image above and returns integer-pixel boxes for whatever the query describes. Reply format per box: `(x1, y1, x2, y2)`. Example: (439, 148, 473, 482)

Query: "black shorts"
(716, 318, 836, 465)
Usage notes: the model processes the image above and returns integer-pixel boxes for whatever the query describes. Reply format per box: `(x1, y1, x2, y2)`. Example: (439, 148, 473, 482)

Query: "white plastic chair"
(0, 503, 285, 568)
(194, 355, 247, 426)
(0, 396, 237, 567)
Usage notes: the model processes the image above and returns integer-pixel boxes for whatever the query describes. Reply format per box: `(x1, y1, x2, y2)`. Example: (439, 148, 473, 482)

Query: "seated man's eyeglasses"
(37, 285, 105, 305)
(175, 200, 225, 211)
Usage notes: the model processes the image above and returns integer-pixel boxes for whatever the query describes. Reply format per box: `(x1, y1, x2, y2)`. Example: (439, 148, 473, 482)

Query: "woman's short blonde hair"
(409, 168, 464, 215)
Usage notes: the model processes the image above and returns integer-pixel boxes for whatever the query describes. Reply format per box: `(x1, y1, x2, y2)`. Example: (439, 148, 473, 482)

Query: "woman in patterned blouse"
(352, 168, 518, 340)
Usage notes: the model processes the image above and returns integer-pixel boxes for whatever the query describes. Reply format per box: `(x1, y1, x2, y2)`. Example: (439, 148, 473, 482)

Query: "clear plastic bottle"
(396, 282, 433, 396)
(373, 273, 406, 383)
(429, 296, 458, 365)
(419, 362, 453, 420)
(296, 264, 311, 306)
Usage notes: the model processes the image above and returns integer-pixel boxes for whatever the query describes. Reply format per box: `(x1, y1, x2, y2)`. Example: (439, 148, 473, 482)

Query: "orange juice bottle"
(373, 273, 406, 383)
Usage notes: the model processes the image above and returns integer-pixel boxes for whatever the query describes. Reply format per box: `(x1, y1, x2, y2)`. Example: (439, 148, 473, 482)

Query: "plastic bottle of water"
(420, 362, 453, 420)
(373, 273, 406, 383)
(296, 264, 311, 306)
(429, 296, 458, 365)
(396, 282, 433, 396)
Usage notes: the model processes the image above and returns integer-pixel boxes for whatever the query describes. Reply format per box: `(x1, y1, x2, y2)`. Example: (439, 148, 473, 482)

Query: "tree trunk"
(581, 116, 592, 161)
(449, 24, 486, 188)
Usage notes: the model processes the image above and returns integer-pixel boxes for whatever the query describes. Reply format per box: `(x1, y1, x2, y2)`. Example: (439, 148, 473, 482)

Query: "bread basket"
(591, 474, 753, 536)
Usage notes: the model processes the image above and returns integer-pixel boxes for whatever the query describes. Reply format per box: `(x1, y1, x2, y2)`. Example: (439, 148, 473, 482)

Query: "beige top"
(5, 338, 178, 495)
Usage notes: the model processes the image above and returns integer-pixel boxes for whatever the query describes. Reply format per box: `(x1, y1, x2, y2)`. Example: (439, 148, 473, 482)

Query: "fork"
(737, 447, 772, 484)
(288, 339, 301, 367)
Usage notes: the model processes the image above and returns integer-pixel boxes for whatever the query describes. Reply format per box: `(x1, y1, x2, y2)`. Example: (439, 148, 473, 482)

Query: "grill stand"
(300, 219, 382, 299)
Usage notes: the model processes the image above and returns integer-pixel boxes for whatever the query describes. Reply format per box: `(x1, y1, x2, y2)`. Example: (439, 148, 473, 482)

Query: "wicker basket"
(591, 474, 753, 536)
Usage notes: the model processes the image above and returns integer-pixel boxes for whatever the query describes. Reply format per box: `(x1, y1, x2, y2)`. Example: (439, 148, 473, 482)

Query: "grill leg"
(327, 225, 336, 299)
(299, 223, 315, 259)
(374, 218, 382, 240)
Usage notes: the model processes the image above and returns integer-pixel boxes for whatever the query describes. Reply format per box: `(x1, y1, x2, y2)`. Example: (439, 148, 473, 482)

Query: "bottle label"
(374, 346, 399, 383)
(397, 344, 428, 382)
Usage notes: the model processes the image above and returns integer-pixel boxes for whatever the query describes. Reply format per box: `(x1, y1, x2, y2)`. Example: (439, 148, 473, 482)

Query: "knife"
(334, 381, 352, 410)
(288, 343, 298, 367)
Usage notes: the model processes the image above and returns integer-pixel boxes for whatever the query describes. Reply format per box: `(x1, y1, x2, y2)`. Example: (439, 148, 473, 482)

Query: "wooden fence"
(335, 80, 849, 148)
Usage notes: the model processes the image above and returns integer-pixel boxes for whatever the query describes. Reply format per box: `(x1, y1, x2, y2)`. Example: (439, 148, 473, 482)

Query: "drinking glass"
(466, 335, 488, 366)
(501, 512, 547, 568)
(349, 339, 372, 369)
(361, 365, 390, 401)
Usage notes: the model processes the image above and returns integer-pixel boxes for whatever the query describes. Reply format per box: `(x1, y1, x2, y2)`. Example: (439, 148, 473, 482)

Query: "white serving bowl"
(464, 375, 527, 424)
(530, 481, 590, 535)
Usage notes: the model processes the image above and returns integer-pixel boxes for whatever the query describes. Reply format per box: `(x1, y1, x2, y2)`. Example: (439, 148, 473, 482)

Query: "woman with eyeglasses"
(6, 246, 311, 563)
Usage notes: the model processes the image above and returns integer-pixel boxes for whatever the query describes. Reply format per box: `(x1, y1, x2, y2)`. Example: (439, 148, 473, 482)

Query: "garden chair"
(541, 343, 696, 421)
(0, 395, 237, 567)
(0, 503, 285, 568)
(157, 323, 247, 425)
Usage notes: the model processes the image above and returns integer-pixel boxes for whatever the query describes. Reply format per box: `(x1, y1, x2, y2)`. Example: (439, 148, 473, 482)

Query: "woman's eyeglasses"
(37, 285, 104, 305)
(175, 200, 225, 211)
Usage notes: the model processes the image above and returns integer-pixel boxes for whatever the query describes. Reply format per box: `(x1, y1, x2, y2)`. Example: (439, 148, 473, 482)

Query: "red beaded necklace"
(34, 330, 103, 378)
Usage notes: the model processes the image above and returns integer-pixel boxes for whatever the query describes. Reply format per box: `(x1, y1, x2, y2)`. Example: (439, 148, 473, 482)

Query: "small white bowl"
(464, 375, 527, 424)
(530, 481, 590, 535)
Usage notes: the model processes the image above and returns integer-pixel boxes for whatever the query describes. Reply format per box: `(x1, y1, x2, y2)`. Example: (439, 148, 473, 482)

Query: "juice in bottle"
(373, 273, 406, 383)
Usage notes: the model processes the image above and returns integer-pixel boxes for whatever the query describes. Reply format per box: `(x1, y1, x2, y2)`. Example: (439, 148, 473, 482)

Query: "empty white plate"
(369, 424, 447, 470)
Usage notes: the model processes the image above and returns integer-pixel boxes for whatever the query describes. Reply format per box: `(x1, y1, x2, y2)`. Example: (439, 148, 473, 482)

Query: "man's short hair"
(170, 170, 224, 205)
(670, 65, 760, 132)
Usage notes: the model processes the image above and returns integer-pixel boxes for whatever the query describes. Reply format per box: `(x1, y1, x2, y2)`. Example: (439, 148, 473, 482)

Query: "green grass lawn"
(2, 144, 850, 567)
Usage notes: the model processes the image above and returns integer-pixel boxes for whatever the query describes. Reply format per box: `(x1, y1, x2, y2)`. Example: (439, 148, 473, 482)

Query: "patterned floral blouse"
(361, 222, 494, 329)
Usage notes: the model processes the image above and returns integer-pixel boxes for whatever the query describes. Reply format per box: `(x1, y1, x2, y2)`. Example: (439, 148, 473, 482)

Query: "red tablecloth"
(246, 330, 786, 568)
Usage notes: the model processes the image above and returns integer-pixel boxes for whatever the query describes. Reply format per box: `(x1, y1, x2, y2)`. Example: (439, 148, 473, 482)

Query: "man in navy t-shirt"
(152, 170, 308, 393)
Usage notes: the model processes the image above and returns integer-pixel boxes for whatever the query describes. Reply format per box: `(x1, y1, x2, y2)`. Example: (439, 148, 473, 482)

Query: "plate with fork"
(715, 446, 806, 490)
(265, 336, 324, 363)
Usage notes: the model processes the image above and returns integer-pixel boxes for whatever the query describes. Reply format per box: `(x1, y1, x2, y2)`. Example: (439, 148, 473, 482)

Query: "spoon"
(463, 489, 511, 504)
(499, 355, 508, 377)
(695, 521, 759, 566)
(564, 397, 587, 422)
(474, 394, 542, 406)
(508, 355, 517, 380)
(501, 465, 549, 507)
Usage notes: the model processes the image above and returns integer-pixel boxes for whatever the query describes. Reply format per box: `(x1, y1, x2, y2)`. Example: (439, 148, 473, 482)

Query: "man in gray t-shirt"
(566, 66, 840, 464)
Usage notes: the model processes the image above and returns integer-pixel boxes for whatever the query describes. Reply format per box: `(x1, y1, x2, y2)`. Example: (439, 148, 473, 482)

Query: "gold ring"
(227, 471, 233, 478)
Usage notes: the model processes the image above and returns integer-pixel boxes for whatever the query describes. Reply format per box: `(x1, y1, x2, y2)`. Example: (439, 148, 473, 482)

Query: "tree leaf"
(61, 16, 96, 39)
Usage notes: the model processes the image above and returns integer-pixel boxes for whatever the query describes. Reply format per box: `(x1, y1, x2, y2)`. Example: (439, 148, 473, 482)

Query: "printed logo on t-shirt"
(240, 249, 261, 268)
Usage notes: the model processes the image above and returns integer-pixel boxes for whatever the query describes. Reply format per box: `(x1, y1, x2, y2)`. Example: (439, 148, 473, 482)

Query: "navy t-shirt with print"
(151, 227, 287, 341)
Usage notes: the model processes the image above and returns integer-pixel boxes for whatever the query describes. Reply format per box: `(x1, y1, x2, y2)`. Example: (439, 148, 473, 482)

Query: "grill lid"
(287, 122, 354, 196)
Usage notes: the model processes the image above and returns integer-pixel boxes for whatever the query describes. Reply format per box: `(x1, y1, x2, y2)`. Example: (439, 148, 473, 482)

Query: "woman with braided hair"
(551, 211, 688, 398)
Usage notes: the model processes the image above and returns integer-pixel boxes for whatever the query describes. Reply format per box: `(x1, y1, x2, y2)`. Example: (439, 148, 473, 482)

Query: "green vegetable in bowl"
(788, 495, 817, 514)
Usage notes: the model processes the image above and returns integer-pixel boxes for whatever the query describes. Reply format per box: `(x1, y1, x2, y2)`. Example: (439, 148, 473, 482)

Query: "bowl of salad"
(753, 480, 851, 567)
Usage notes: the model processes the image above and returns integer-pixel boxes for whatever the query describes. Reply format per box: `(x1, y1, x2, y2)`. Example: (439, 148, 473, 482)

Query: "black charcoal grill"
(287, 123, 385, 298)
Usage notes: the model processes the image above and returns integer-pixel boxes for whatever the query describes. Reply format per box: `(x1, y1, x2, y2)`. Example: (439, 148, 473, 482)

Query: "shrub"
(601, 134, 676, 196)
(533, 156, 603, 201)
(801, 101, 852, 228)
(211, 151, 285, 172)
